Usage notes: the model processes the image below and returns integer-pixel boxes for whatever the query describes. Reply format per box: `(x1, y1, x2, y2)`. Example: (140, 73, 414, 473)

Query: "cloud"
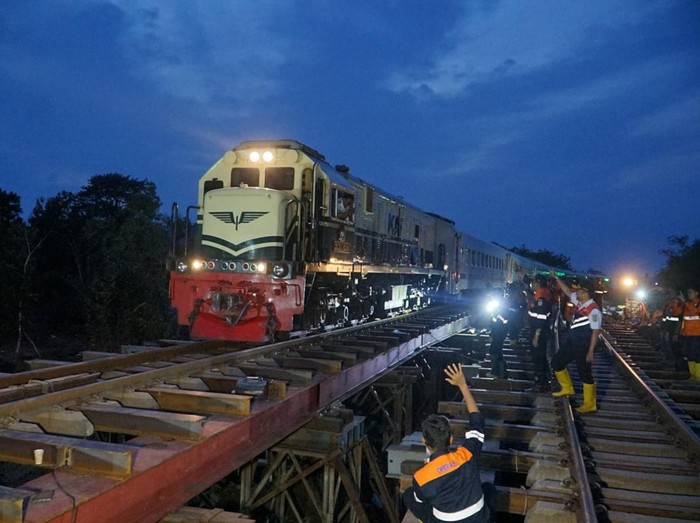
(107, 0, 296, 105)
(628, 91, 700, 138)
(614, 149, 700, 188)
(385, 0, 666, 98)
(432, 53, 693, 180)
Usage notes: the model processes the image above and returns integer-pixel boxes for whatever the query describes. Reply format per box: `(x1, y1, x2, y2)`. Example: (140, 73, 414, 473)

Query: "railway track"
(4, 308, 700, 522)
(413, 318, 700, 522)
(0, 306, 470, 523)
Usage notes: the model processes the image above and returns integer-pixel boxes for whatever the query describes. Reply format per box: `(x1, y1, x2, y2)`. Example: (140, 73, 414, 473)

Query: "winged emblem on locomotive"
(209, 211, 268, 230)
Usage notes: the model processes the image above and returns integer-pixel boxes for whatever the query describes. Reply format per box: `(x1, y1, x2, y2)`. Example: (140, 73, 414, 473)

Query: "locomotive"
(168, 139, 579, 342)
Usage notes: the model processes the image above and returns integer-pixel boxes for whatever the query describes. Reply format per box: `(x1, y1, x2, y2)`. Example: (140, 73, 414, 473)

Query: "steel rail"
(0, 307, 451, 412)
(3, 307, 470, 523)
(600, 331, 700, 455)
(557, 398, 598, 523)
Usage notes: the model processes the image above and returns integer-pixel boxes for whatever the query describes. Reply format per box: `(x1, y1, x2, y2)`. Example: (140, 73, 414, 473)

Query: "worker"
(591, 278, 607, 309)
(681, 287, 700, 380)
(660, 290, 685, 371)
(402, 364, 492, 522)
(486, 289, 509, 379)
(526, 275, 553, 392)
(549, 271, 602, 414)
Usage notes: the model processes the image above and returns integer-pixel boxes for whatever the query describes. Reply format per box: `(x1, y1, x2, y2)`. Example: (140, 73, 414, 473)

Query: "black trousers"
(489, 323, 508, 378)
(529, 328, 551, 383)
(551, 338, 594, 384)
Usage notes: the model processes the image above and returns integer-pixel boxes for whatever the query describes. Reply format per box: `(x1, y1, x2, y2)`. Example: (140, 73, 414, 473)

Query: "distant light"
(249, 151, 260, 162)
(635, 289, 647, 300)
(192, 259, 204, 270)
(262, 151, 274, 162)
(622, 277, 636, 287)
(485, 299, 499, 313)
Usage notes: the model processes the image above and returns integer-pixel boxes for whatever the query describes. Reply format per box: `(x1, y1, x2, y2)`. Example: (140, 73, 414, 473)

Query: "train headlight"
(485, 299, 499, 313)
(249, 151, 260, 162)
(272, 263, 289, 278)
(176, 262, 188, 273)
(256, 262, 267, 273)
(635, 289, 647, 300)
(262, 151, 274, 162)
(192, 259, 205, 271)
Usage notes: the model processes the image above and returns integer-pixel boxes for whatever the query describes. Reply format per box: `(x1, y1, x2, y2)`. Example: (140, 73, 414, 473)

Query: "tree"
(510, 245, 573, 270)
(0, 190, 24, 339)
(657, 235, 700, 292)
(28, 174, 173, 351)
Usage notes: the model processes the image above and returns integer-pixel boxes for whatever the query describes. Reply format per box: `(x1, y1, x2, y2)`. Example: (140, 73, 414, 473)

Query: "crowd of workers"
(483, 272, 607, 414)
(400, 274, 700, 523)
(484, 273, 700, 404)
(641, 286, 700, 378)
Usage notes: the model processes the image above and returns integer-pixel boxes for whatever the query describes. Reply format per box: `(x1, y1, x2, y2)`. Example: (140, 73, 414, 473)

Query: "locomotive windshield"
(264, 167, 294, 190)
(229, 167, 295, 191)
(231, 168, 259, 187)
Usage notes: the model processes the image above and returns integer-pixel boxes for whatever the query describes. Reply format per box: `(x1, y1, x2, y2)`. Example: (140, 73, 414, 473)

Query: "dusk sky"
(1, 1, 699, 278)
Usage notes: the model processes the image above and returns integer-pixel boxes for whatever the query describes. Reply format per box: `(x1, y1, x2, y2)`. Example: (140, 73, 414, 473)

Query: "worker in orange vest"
(681, 287, 700, 380)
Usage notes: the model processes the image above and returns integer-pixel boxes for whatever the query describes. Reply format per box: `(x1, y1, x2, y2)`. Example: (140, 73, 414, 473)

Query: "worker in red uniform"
(402, 364, 492, 522)
(681, 287, 700, 380)
(526, 275, 553, 392)
(549, 271, 602, 414)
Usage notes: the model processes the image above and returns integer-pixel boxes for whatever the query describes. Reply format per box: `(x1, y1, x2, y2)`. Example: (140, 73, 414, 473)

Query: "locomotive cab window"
(231, 168, 260, 187)
(203, 178, 224, 195)
(333, 189, 355, 222)
(264, 167, 295, 190)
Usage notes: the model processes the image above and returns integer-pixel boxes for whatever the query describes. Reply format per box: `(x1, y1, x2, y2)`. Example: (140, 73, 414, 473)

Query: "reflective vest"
(681, 300, 700, 337)
(528, 287, 552, 329)
(569, 301, 600, 345)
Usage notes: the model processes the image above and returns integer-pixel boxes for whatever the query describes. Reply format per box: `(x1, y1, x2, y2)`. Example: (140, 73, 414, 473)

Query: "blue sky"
(1, 1, 699, 277)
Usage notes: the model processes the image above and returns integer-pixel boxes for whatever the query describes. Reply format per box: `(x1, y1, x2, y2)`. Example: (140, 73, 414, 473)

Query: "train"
(168, 139, 586, 342)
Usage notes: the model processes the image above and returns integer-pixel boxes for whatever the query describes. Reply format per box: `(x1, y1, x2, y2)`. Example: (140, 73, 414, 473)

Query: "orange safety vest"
(681, 300, 700, 336)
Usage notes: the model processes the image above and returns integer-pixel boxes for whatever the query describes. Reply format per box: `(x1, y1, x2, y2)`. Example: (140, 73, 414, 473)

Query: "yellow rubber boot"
(693, 362, 700, 381)
(576, 383, 597, 414)
(552, 369, 574, 397)
(688, 361, 697, 380)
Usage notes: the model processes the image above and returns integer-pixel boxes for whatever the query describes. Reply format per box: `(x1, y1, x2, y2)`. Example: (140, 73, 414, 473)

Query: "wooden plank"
(233, 364, 314, 386)
(159, 506, 255, 522)
(294, 347, 357, 366)
(272, 355, 342, 374)
(19, 407, 94, 437)
(103, 390, 161, 409)
(25, 360, 73, 370)
(194, 372, 240, 393)
(0, 429, 134, 478)
(145, 387, 252, 416)
(321, 342, 376, 356)
(77, 403, 205, 441)
(81, 351, 115, 361)
(0, 485, 33, 523)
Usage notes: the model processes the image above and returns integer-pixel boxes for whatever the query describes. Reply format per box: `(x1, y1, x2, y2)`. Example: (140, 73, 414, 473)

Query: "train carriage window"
(231, 168, 259, 187)
(364, 187, 374, 213)
(264, 167, 295, 190)
(414, 225, 420, 240)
